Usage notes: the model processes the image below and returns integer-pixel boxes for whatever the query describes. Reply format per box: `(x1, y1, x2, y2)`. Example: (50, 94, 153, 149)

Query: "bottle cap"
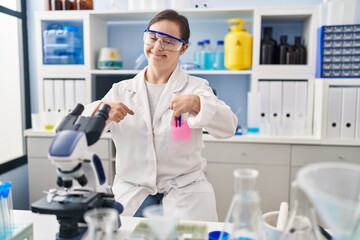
(208, 230, 230, 240)
(217, 40, 224, 45)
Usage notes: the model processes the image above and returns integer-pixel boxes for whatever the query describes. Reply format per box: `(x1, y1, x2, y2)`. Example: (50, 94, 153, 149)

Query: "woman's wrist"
(192, 95, 200, 113)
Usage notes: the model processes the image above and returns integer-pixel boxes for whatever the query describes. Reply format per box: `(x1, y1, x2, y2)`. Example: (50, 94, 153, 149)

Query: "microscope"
(31, 103, 123, 240)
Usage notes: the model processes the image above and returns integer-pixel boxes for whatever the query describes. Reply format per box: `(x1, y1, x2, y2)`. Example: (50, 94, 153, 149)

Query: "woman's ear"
(180, 44, 189, 55)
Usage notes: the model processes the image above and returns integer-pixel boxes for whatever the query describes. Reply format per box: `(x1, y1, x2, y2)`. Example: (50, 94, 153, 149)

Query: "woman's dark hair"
(147, 9, 190, 43)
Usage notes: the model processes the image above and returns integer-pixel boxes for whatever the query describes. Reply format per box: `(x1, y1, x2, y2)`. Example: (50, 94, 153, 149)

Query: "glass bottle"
(52, 0, 64, 10)
(260, 27, 277, 64)
(84, 208, 119, 240)
(293, 36, 306, 64)
(193, 41, 204, 70)
(281, 182, 322, 240)
(279, 35, 291, 65)
(213, 40, 226, 70)
(221, 169, 266, 240)
(201, 39, 213, 70)
(78, 0, 93, 9)
(65, 0, 77, 10)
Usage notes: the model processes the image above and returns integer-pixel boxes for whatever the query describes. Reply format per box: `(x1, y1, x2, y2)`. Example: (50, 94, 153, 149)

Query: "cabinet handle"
(337, 155, 345, 160)
(242, 152, 248, 157)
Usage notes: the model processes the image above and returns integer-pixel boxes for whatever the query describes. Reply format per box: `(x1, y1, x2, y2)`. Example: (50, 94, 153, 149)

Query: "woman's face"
(144, 20, 187, 70)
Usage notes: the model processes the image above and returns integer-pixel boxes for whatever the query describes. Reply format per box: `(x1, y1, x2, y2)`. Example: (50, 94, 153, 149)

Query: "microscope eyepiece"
(96, 104, 111, 121)
(70, 104, 85, 116)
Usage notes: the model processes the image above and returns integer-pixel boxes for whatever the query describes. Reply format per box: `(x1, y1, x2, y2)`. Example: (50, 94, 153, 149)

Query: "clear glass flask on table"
(221, 168, 267, 240)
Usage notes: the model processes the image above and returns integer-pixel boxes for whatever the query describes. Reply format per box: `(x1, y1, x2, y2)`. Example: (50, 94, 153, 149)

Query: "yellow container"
(225, 18, 253, 70)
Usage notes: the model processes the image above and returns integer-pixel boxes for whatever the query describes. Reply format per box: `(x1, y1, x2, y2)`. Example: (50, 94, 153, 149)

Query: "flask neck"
(233, 169, 258, 193)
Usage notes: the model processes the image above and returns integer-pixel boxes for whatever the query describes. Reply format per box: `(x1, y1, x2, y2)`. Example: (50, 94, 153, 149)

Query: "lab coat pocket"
(171, 119, 192, 140)
(169, 120, 193, 157)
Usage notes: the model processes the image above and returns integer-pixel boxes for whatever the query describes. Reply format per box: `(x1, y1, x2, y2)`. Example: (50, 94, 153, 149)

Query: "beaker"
(143, 205, 179, 240)
(281, 181, 322, 240)
(84, 208, 119, 240)
(296, 162, 360, 240)
(221, 169, 267, 240)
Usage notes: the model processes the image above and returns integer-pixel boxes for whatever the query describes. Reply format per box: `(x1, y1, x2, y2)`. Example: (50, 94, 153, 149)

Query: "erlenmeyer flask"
(281, 181, 322, 240)
(221, 169, 267, 240)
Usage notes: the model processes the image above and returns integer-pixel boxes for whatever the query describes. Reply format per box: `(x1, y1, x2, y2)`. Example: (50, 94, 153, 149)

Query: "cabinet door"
(205, 162, 290, 221)
(28, 157, 58, 205)
(291, 145, 360, 167)
(203, 142, 290, 165)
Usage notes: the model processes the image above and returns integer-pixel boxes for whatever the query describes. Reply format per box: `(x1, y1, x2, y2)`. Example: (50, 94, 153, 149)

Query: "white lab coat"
(85, 66, 237, 221)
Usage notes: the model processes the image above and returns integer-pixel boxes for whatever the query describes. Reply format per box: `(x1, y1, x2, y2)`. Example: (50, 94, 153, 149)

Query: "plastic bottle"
(279, 35, 291, 64)
(260, 27, 277, 64)
(213, 40, 226, 70)
(221, 169, 266, 240)
(193, 41, 204, 70)
(247, 91, 261, 134)
(200, 39, 213, 70)
(224, 18, 253, 70)
(293, 36, 306, 64)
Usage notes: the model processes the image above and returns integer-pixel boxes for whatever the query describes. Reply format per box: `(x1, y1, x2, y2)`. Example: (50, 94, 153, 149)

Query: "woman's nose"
(153, 39, 164, 51)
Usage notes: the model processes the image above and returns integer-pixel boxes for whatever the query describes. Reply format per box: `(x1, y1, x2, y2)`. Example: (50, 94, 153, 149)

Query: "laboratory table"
(13, 210, 224, 239)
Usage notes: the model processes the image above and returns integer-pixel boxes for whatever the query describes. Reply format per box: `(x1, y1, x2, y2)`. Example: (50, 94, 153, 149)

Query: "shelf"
(90, 8, 254, 22)
(91, 69, 252, 75)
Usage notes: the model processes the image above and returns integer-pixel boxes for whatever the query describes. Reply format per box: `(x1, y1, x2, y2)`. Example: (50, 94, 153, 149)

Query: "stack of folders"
(327, 85, 360, 140)
(257, 80, 308, 136)
(43, 78, 85, 114)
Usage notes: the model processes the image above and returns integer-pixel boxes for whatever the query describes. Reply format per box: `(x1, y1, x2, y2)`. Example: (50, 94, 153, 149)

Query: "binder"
(64, 80, 76, 113)
(327, 87, 342, 139)
(54, 79, 65, 113)
(75, 80, 86, 105)
(282, 81, 295, 135)
(258, 81, 270, 134)
(43, 79, 54, 112)
(269, 81, 282, 135)
(294, 81, 308, 135)
(340, 87, 357, 139)
(356, 88, 360, 139)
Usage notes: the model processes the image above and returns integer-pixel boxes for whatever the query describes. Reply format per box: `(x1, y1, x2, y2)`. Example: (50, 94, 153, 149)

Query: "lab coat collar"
(125, 66, 189, 130)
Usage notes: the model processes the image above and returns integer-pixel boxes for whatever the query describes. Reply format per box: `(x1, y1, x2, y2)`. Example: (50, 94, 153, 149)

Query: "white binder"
(75, 80, 86, 105)
(54, 79, 65, 113)
(341, 87, 357, 139)
(269, 81, 282, 135)
(43, 79, 54, 112)
(294, 81, 308, 135)
(356, 88, 360, 139)
(282, 81, 295, 135)
(258, 81, 270, 134)
(64, 80, 76, 113)
(327, 87, 342, 139)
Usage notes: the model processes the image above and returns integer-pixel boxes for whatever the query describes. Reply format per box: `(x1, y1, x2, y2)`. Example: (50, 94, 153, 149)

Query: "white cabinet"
(202, 141, 290, 221)
(25, 131, 115, 206)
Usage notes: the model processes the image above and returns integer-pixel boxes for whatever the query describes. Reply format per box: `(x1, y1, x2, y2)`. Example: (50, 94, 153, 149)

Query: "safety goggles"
(143, 29, 186, 52)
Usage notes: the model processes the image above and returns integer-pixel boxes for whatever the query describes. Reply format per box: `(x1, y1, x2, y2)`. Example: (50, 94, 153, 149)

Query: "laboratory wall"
(27, 0, 324, 113)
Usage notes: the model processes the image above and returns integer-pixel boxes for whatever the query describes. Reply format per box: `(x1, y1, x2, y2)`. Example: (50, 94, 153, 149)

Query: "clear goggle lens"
(143, 30, 185, 52)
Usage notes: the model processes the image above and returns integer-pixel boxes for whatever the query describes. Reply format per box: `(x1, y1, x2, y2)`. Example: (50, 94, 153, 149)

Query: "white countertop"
(13, 210, 223, 239)
(24, 129, 360, 146)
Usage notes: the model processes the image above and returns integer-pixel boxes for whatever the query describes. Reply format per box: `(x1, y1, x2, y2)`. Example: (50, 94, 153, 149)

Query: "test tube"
(0, 182, 13, 237)
(3, 182, 13, 232)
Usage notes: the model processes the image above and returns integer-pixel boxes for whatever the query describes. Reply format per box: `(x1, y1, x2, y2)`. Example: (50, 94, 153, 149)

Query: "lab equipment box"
(316, 24, 360, 78)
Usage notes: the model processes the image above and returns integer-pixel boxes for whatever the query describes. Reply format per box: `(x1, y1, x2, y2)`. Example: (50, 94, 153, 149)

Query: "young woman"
(86, 9, 237, 221)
